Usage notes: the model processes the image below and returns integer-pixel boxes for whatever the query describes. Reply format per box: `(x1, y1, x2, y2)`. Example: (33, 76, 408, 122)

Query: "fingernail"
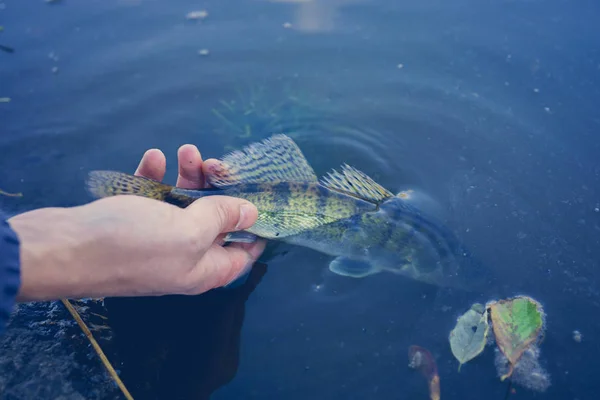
(236, 203, 252, 230)
(235, 240, 266, 261)
(248, 239, 267, 260)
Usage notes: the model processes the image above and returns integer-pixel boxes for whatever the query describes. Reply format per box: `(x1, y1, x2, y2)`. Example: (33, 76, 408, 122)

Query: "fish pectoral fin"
(224, 231, 260, 243)
(320, 164, 394, 204)
(207, 134, 319, 187)
(328, 257, 378, 278)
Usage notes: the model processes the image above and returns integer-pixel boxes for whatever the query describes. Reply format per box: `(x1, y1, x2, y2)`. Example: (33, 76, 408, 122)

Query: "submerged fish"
(86, 134, 488, 290)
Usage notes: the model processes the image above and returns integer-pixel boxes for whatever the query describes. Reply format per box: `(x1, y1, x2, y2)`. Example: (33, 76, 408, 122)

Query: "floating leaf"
(449, 303, 490, 371)
(488, 296, 544, 381)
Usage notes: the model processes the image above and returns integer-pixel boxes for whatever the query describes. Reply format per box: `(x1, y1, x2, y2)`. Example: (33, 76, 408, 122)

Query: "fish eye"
(395, 189, 414, 199)
(394, 188, 446, 221)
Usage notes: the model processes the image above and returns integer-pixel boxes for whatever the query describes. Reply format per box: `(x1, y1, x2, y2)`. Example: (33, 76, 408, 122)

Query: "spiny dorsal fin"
(207, 134, 318, 187)
(320, 164, 394, 203)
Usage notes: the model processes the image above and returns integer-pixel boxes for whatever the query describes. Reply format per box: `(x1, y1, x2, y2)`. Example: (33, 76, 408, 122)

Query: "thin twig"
(0, 188, 22, 197)
(61, 298, 134, 400)
(503, 378, 513, 400)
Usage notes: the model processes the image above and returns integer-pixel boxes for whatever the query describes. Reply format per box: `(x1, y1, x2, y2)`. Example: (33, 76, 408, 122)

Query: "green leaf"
(449, 303, 490, 371)
(488, 295, 545, 381)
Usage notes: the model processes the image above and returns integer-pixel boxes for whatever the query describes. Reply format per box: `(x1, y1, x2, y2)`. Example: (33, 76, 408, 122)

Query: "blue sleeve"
(0, 210, 21, 336)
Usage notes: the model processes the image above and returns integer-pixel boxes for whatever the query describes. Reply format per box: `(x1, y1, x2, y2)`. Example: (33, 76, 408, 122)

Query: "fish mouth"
(371, 236, 492, 291)
(378, 198, 493, 292)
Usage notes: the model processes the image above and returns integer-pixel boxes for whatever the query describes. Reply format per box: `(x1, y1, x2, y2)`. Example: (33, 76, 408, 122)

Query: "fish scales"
(191, 182, 375, 219)
(171, 181, 376, 239)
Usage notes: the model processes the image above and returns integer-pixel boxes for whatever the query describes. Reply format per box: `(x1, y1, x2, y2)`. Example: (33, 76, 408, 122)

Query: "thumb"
(187, 195, 259, 238)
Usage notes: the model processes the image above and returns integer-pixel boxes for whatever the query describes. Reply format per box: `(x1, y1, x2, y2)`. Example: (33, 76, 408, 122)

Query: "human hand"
(129, 143, 267, 291)
(12, 144, 266, 302)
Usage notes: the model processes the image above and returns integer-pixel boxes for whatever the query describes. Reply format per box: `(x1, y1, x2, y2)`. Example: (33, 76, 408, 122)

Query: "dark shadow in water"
(0, 44, 15, 53)
(103, 262, 268, 400)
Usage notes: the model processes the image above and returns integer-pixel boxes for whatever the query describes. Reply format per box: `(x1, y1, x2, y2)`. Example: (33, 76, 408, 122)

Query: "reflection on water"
(1, 0, 600, 398)
(268, 0, 366, 32)
(103, 263, 268, 400)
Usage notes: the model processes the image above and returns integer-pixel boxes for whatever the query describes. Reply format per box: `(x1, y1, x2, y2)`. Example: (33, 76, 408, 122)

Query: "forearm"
(8, 206, 122, 302)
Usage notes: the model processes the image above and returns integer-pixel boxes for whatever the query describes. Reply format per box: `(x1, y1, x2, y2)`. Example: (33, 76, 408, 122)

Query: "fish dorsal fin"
(207, 134, 319, 187)
(320, 164, 394, 203)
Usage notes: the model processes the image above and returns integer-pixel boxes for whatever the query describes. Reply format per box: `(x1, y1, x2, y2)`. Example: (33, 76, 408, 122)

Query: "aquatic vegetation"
(209, 82, 330, 148)
(408, 345, 441, 400)
(448, 295, 549, 393)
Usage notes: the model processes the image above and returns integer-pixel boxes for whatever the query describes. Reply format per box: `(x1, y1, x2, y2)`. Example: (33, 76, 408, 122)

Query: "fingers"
(202, 158, 225, 187)
(134, 149, 166, 181)
(187, 195, 258, 238)
(176, 144, 205, 189)
(221, 240, 267, 286)
(187, 239, 267, 293)
(135, 144, 222, 189)
(229, 240, 266, 263)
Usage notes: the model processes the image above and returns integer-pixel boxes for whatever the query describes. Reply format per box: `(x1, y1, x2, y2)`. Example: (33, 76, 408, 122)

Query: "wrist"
(9, 207, 99, 302)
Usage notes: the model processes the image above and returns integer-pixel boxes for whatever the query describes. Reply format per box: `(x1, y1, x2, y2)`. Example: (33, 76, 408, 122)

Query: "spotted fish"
(86, 134, 489, 289)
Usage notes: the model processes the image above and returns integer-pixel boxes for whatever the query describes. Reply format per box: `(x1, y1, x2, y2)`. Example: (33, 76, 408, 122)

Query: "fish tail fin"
(86, 170, 175, 202)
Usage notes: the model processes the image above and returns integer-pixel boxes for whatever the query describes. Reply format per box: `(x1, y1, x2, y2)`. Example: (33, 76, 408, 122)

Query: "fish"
(85, 134, 489, 290)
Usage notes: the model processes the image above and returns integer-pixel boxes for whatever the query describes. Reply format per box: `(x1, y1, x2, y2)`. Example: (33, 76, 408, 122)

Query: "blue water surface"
(1, 0, 599, 399)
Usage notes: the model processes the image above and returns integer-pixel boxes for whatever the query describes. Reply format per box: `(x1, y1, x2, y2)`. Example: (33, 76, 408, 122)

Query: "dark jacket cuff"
(0, 211, 21, 336)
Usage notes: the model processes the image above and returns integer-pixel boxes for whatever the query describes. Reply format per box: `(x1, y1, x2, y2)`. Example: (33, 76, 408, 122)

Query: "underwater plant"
(209, 81, 334, 149)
